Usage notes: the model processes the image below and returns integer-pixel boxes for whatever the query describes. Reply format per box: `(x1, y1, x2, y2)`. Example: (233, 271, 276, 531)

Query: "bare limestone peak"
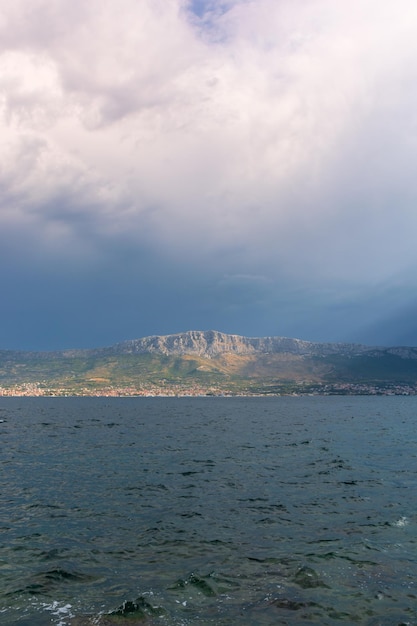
(112, 330, 373, 358)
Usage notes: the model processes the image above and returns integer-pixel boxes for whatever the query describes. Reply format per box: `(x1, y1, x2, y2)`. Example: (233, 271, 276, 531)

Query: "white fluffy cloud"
(2, 0, 417, 284)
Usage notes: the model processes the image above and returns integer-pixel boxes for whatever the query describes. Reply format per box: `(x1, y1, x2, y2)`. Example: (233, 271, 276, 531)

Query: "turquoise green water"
(0, 396, 416, 624)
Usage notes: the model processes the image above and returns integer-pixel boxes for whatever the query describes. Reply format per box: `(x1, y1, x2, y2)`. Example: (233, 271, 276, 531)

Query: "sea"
(1, 396, 417, 625)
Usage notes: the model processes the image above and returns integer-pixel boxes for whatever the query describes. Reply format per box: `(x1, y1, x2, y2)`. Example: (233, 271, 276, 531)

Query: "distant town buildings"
(0, 381, 416, 397)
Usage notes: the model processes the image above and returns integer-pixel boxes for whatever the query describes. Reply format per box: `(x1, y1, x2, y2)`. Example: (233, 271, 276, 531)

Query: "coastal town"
(1, 381, 416, 397)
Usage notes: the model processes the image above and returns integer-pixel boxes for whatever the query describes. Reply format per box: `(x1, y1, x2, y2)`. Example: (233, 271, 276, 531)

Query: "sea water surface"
(0, 396, 417, 625)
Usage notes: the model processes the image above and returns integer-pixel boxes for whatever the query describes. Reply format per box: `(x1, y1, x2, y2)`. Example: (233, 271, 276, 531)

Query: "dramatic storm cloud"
(1, 0, 417, 349)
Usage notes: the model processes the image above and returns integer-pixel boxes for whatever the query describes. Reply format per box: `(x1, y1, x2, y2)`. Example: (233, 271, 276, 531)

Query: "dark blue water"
(1, 396, 417, 625)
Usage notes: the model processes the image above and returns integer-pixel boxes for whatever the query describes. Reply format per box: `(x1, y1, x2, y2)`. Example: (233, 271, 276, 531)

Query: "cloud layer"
(2, 0, 417, 348)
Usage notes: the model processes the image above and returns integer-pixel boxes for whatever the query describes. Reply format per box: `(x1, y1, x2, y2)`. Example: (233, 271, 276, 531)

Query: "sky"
(2, 0, 417, 350)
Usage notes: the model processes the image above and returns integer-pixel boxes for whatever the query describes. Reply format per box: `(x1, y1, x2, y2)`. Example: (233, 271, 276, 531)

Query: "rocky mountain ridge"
(111, 330, 360, 357)
(110, 330, 416, 359)
(2, 330, 417, 360)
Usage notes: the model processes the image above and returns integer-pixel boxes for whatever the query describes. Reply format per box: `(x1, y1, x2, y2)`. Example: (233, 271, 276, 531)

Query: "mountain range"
(1, 330, 417, 395)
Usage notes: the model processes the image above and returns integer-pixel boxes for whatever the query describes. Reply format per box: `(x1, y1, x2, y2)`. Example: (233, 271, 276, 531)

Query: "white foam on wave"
(40, 600, 74, 625)
(392, 516, 409, 527)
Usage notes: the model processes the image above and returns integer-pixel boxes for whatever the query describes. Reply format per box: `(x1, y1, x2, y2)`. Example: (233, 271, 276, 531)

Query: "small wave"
(392, 516, 409, 527)
(109, 596, 166, 618)
(13, 569, 98, 595)
(293, 566, 329, 589)
(170, 572, 217, 597)
(62, 596, 166, 624)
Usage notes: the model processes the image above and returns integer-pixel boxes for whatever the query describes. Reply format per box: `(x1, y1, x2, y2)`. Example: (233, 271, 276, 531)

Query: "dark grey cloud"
(1, 0, 417, 349)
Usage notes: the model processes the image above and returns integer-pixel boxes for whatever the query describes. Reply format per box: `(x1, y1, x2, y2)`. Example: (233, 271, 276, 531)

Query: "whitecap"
(40, 601, 74, 626)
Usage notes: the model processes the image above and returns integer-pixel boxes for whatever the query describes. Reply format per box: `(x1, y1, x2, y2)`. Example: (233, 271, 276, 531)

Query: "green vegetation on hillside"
(1, 346, 417, 395)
